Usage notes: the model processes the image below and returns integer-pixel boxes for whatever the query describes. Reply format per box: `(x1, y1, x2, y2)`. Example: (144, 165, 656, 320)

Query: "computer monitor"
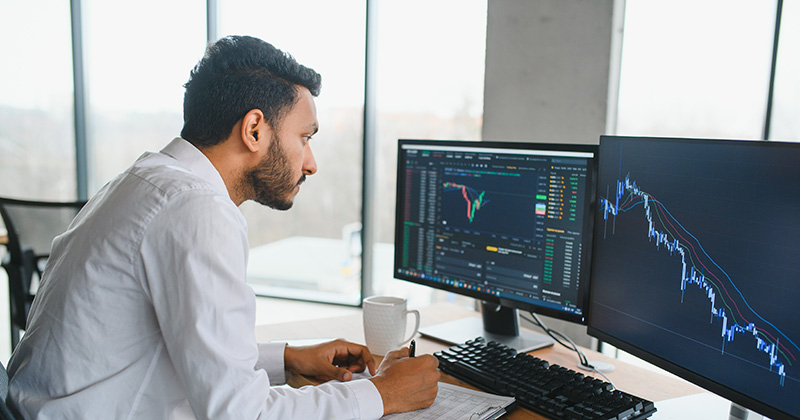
(588, 135, 800, 420)
(393, 139, 598, 351)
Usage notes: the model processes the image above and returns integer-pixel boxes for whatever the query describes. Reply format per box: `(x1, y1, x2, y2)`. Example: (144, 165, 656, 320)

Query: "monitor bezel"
(587, 134, 800, 420)
(393, 139, 598, 325)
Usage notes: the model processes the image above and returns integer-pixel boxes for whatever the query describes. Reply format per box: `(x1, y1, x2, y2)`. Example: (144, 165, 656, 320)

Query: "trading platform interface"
(396, 142, 595, 320)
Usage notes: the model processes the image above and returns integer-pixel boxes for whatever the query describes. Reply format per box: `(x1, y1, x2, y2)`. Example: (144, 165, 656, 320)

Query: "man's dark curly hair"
(180, 36, 321, 148)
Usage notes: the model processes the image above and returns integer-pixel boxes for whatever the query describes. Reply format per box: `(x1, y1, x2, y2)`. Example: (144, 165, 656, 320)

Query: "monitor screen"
(588, 135, 800, 420)
(393, 139, 597, 336)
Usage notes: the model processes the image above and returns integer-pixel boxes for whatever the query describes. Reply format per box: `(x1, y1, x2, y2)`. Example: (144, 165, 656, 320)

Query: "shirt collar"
(160, 137, 231, 201)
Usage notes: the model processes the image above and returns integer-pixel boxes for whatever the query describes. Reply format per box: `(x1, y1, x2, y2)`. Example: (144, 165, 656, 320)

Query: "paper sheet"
(382, 382, 514, 420)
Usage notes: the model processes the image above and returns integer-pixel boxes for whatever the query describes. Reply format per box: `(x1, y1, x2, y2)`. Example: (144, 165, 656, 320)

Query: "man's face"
(246, 87, 318, 210)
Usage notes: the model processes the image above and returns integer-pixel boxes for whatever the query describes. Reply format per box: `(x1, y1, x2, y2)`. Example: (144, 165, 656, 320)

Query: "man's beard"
(244, 133, 305, 210)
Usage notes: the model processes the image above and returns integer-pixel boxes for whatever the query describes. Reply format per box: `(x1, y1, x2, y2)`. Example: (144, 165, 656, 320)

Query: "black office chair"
(0, 197, 86, 350)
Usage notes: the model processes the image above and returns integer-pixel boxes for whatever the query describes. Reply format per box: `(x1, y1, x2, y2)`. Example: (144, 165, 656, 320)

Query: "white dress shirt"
(7, 138, 383, 420)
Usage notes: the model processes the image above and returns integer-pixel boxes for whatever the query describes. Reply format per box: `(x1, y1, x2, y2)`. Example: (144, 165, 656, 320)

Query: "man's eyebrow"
(307, 123, 319, 135)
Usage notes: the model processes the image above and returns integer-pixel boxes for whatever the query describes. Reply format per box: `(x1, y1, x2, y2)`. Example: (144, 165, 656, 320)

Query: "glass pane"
(82, 0, 206, 193)
(616, 0, 776, 140)
(769, 0, 800, 141)
(371, 0, 487, 305)
(0, 1, 76, 200)
(219, 0, 366, 305)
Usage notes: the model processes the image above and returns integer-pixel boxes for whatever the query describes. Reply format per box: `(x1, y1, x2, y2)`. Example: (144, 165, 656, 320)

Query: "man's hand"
(369, 347, 440, 415)
(284, 339, 377, 382)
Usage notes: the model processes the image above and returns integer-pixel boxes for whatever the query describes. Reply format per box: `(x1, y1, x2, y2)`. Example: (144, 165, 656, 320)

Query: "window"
(82, 0, 206, 193)
(0, 1, 76, 200)
(219, 0, 367, 305)
(616, 0, 777, 140)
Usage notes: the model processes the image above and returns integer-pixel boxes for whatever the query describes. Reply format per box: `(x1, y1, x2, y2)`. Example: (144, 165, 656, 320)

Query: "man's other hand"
(368, 347, 440, 415)
(284, 339, 377, 382)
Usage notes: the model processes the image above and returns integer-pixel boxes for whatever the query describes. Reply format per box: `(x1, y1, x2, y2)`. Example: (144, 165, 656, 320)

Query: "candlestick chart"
(440, 170, 542, 237)
(601, 173, 798, 387)
(443, 181, 487, 223)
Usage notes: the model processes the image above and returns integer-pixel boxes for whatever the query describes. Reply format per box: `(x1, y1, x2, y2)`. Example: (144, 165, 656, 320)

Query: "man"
(7, 35, 440, 419)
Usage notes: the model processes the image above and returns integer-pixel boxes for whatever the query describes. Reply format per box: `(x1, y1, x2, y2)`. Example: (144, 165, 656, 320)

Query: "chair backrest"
(0, 197, 86, 265)
(0, 197, 87, 350)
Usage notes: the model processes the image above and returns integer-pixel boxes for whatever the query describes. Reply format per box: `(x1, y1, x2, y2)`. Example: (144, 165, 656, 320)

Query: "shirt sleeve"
(140, 191, 383, 420)
(256, 342, 286, 385)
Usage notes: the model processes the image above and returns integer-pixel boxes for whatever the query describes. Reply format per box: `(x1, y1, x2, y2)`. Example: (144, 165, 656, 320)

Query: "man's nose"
(303, 145, 318, 176)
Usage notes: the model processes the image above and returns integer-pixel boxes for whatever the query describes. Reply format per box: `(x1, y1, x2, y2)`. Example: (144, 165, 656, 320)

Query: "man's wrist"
(368, 376, 393, 415)
(283, 344, 296, 372)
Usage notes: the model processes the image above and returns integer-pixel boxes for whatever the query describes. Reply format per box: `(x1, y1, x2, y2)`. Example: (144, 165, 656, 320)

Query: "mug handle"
(400, 309, 420, 346)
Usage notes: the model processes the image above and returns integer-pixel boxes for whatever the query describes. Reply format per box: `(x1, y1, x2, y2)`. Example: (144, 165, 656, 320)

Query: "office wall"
(482, 0, 622, 347)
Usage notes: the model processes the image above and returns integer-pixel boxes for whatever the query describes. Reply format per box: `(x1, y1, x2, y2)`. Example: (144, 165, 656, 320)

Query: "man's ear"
(240, 109, 270, 153)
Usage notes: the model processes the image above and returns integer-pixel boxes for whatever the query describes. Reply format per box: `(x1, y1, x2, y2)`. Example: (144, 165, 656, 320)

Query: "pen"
(409, 339, 416, 357)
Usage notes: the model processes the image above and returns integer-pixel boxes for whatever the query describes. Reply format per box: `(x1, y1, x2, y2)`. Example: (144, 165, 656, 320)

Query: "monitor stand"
(419, 302, 554, 353)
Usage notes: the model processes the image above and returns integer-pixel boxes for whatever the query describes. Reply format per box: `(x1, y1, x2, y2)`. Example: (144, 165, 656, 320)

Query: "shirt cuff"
(256, 342, 287, 385)
(343, 379, 384, 420)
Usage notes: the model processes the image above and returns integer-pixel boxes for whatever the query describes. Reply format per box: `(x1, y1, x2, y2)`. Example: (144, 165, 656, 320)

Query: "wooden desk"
(255, 303, 704, 419)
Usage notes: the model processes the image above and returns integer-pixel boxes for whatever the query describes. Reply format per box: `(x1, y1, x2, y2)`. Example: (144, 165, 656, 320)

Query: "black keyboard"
(434, 337, 656, 420)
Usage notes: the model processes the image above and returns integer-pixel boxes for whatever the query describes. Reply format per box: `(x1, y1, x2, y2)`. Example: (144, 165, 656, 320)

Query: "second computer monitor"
(393, 139, 597, 349)
(589, 135, 800, 420)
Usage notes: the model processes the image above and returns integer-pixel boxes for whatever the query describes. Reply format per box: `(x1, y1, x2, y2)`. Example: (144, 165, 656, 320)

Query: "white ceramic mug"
(362, 296, 420, 356)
